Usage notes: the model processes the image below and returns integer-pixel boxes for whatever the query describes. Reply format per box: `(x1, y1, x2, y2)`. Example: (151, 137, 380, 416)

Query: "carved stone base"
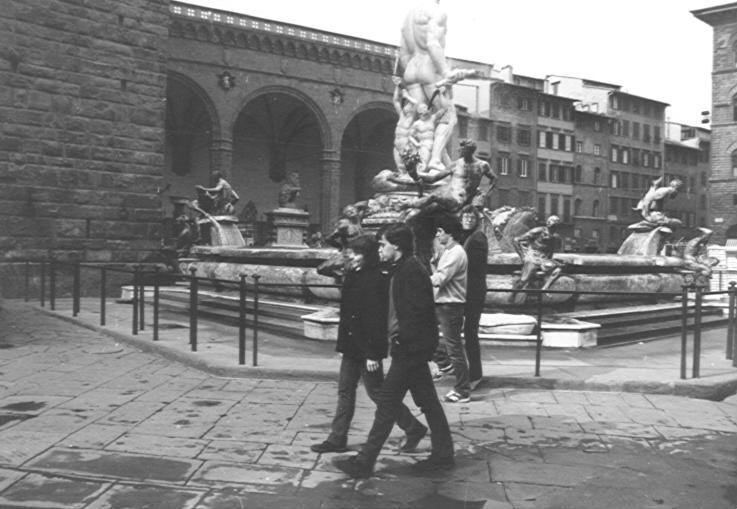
(197, 216, 246, 248)
(266, 208, 310, 247)
(618, 226, 671, 256)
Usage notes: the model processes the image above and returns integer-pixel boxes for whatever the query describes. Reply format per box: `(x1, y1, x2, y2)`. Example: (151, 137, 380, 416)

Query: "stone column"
(210, 138, 233, 178)
(320, 149, 341, 233)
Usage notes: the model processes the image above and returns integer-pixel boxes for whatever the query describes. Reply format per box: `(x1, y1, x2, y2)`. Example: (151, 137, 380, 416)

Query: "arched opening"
(232, 91, 324, 233)
(340, 106, 395, 206)
(164, 74, 216, 214)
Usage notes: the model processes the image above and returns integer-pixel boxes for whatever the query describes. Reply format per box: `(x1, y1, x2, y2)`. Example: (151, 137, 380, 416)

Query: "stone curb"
(35, 306, 737, 400)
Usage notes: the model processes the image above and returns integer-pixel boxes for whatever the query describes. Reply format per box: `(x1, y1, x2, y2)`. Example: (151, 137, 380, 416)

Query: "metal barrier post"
(40, 260, 46, 307)
(692, 285, 703, 378)
(72, 261, 80, 317)
(729, 282, 737, 366)
(138, 265, 145, 331)
(100, 267, 107, 326)
(252, 274, 260, 367)
(153, 266, 160, 341)
(238, 274, 247, 365)
(24, 261, 30, 302)
(680, 285, 690, 379)
(535, 289, 543, 377)
(49, 257, 56, 311)
(719, 271, 723, 292)
(131, 266, 139, 335)
(189, 267, 198, 352)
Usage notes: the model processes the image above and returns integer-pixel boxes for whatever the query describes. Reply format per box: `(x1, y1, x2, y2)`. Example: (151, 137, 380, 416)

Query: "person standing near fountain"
(461, 206, 487, 391)
(430, 215, 470, 403)
(311, 234, 428, 455)
(334, 224, 454, 478)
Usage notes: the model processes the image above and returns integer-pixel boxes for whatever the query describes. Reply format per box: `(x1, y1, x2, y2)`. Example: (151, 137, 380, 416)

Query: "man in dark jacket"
(461, 205, 487, 390)
(334, 224, 454, 478)
(311, 235, 427, 454)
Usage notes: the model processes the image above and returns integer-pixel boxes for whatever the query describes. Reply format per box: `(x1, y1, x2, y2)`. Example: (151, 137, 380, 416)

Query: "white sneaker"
(469, 378, 483, 391)
(429, 362, 443, 381)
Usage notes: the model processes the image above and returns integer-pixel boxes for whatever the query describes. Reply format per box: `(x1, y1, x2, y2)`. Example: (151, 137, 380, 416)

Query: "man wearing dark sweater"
(334, 224, 454, 478)
(461, 206, 488, 390)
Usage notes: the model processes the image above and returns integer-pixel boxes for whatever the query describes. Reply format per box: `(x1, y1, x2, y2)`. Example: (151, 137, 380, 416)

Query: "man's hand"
(366, 359, 380, 372)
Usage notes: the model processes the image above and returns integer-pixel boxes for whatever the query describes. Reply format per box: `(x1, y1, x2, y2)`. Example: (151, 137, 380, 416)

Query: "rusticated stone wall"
(0, 0, 169, 296)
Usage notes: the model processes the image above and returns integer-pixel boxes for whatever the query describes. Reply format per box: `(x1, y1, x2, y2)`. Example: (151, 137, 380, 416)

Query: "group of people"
(311, 207, 489, 479)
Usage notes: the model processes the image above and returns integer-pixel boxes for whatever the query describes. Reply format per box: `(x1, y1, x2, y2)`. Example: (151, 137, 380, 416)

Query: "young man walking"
(333, 224, 454, 478)
(431, 215, 470, 403)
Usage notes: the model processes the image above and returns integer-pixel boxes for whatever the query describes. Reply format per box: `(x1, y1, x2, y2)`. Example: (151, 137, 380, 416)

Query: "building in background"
(459, 72, 710, 253)
(693, 2, 737, 246)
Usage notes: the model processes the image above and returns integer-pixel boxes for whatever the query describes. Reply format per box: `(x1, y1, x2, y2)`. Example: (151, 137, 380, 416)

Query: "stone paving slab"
(26, 448, 202, 484)
(0, 472, 109, 509)
(83, 484, 205, 509)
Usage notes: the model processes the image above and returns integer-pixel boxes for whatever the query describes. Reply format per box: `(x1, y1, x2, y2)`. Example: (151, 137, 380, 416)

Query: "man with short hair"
(431, 214, 470, 403)
(333, 223, 454, 478)
(461, 206, 487, 390)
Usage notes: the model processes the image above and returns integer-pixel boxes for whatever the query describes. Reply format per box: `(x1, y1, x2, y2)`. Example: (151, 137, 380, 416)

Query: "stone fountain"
(173, 2, 718, 342)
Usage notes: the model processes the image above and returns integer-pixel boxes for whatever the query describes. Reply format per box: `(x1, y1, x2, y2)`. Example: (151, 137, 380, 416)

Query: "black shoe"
(413, 455, 455, 472)
(400, 424, 428, 452)
(333, 455, 373, 478)
(311, 441, 347, 453)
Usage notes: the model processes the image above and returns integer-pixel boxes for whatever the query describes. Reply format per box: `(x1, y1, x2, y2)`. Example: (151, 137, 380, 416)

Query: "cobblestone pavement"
(1, 304, 736, 509)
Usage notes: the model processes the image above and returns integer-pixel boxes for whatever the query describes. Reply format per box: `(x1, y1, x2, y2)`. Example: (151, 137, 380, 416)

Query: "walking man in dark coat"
(334, 224, 454, 478)
(311, 234, 427, 454)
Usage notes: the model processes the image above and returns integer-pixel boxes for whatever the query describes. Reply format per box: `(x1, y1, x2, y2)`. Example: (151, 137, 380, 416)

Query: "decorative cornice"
(169, 2, 396, 74)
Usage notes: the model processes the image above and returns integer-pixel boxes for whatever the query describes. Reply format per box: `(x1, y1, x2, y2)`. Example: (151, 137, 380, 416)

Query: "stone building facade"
(1, 0, 169, 295)
(694, 2, 737, 242)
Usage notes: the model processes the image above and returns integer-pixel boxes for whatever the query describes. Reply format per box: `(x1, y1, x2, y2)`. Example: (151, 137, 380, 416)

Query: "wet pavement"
(1, 301, 736, 508)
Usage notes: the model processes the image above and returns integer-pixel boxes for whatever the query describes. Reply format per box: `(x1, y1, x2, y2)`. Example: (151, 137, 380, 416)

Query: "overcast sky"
(186, 0, 718, 127)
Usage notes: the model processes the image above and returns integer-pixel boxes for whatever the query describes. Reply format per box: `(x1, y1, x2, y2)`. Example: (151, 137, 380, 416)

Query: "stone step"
(156, 286, 329, 340)
(596, 314, 729, 346)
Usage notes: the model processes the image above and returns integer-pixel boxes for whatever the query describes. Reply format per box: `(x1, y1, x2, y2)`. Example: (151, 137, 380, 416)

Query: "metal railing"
(21, 259, 737, 378)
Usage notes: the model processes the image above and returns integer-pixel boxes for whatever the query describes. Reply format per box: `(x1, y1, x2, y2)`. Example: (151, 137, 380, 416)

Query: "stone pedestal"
(266, 208, 310, 247)
(301, 308, 340, 341)
(541, 318, 600, 348)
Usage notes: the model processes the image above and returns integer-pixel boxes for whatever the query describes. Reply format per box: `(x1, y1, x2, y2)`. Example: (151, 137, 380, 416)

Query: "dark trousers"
(434, 303, 470, 395)
(327, 355, 424, 447)
(464, 302, 483, 382)
(358, 354, 453, 466)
